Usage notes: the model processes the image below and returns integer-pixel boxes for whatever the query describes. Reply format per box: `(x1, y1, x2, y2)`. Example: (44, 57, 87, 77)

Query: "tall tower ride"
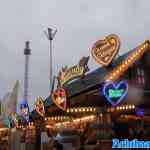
(20, 41, 31, 122)
(24, 41, 31, 101)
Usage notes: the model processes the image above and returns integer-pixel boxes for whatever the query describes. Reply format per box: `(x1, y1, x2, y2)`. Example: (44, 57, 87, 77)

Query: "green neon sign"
(108, 89, 124, 98)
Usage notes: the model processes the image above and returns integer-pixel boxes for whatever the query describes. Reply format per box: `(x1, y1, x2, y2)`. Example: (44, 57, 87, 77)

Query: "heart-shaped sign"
(103, 81, 128, 106)
(91, 34, 120, 66)
(52, 88, 67, 111)
(35, 97, 45, 117)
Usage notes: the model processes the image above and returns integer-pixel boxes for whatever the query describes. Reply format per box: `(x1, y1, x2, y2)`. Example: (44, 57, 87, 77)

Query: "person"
(78, 146, 85, 150)
(53, 140, 63, 150)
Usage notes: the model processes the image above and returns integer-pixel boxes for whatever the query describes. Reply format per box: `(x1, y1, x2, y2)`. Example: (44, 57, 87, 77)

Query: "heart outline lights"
(52, 88, 67, 111)
(103, 80, 128, 106)
(91, 34, 120, 66)
(35, 97, 45, 117)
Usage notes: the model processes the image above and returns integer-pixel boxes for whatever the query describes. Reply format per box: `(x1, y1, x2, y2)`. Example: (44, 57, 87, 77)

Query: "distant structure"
(1, 80, 19, 118)
(20, 41, 31, 121)
(24, 41, 31, 101)
(0, 80, 19, 127)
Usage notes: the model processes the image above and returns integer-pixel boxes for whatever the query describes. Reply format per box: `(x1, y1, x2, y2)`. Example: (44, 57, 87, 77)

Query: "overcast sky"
(0, 0, 150, 108)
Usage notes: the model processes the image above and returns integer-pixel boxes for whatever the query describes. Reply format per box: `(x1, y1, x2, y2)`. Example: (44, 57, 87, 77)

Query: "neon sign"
(103, 80, 128, 106)
(20, 99, 29, 122)
(91, 34, 120, 66)
(57, 56, 89, 87)
(60, 66, 84, 86)
(108, 89, 124, 98)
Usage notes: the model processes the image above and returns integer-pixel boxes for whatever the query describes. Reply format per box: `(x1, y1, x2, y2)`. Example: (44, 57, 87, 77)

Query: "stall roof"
(29, 41, 150, 120)
(43, 48, 135, 109)
(64, 49, 134, 97)
(32, 41, 150, 116)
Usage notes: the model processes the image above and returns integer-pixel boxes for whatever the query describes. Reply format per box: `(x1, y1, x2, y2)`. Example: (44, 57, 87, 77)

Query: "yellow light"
(125, 106, 128, 110)
(122, 106, 125, 110)
(139, 47, 143, 51)
(116, 107, 120, 110)
(125, 61, 128, 65)
(130, 56, 134, 61)
(130, 56, 134, 60)
(70, 108, 73, 112)
(113, 72, 117, 76)
(135, 51, 139, 56)
(127, 58, 131, 63)
(45, 118, 47, 121)
(82, 108, 85, 112)
(145, 43, 148, 47)
(129, 105, 132, 109)
(143, 44, 146, 49)
(122, 64, 125, 68)
(132, 105, 135, 109)
(75, 108, 77, 112)
(46, 125, 52, 128)
(67, 109, 69, 113)
(90, 108, 93, 112)
(116, 70, 119, 73)
(108, 77, 112, 81)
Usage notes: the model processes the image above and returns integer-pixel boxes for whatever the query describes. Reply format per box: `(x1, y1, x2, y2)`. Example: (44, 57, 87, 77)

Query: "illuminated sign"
(10, 113, 19, 126)
(136, 108, 144, 116)
(108, 89, 124, 98)
(20, 99, 29, 122)
(60, 66, 84, 86)
(103, 80, 128, 106)
(91, 34, 120, 66)
(35, 97, 45, 117)
(52, 88, 67, 111)
(57, 56, 89, 87)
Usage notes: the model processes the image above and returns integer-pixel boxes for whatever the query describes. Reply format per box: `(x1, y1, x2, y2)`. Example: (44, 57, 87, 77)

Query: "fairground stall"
(30, 34, 150, 149)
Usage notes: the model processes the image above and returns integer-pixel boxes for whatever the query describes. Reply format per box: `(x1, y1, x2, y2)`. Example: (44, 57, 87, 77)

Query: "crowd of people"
(0, 117, 150, 150)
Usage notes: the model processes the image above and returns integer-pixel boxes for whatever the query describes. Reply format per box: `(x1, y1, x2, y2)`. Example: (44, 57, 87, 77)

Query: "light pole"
(44, 28, 57, 94)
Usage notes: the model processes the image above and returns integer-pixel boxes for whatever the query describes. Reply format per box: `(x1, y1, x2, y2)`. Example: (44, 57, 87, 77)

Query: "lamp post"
(44, 28, 57, 93)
